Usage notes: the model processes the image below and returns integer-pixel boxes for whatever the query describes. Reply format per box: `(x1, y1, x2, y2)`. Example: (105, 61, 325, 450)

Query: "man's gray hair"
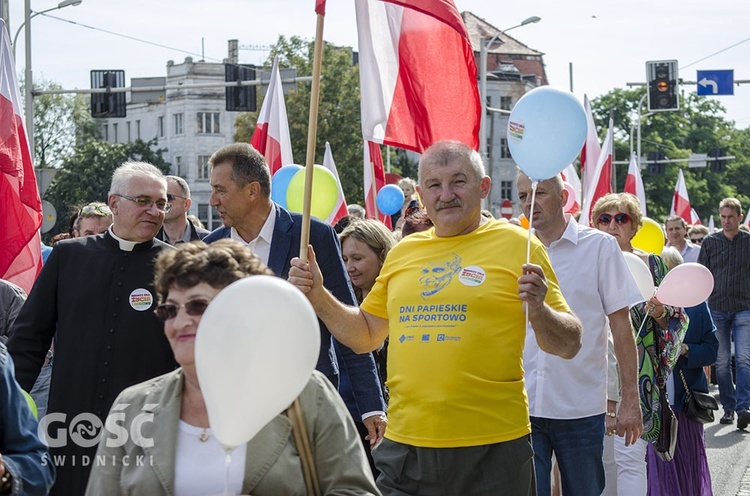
(166, 175, 190, 198)
(418, 140, 486, 185)
(109, 162, 166, 195)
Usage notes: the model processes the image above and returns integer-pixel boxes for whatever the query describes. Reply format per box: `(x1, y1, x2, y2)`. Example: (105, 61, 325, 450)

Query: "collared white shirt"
(230, 203, 276, 265)
(524, 215, 642, 419)
(679, 241, 701, 263)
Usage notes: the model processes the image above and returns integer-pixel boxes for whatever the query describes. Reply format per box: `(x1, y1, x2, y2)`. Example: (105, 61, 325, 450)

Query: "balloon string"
(525, 181, 538, 328)
(224, 449, 232, 496)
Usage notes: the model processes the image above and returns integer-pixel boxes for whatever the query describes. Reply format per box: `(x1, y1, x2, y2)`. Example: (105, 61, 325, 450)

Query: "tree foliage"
(589, 88, 744, 223)
(43, 139, 170, 239)
(234, 36, 417, 206)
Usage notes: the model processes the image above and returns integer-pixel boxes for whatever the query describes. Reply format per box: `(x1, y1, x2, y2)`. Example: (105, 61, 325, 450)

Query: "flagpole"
(299, 10, 325, 262)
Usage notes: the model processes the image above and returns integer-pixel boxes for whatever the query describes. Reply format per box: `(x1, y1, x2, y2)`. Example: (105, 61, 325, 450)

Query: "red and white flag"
(623, 151, 647, 216)
(363, 140, 393, 229)
(355, 0, 480, 152)
(250, 56, 294, 176)
(580, 94, 602, 195)
(0, 20, 42, 293)
(322, 142, 348, 226)
(579, 117, 613, 227)
(315, 0, 325, 15)
(690, 208, 702, 226)
(670, 169, 692, 224)
(560, 164, 581, 214)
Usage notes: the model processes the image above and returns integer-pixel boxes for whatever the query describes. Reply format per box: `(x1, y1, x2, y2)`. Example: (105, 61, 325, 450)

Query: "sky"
(6, 0, 750, 128)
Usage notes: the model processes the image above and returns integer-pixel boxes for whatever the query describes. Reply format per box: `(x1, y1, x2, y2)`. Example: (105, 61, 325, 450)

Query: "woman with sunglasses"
(85, 240, 379, 496)
(592, 193, 688, 495)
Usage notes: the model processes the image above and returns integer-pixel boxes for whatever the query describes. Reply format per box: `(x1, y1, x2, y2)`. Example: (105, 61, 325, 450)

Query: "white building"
(102, 56, 237, 230)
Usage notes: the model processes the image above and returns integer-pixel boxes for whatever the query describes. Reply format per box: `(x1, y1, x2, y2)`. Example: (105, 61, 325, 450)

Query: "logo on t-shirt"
(419, 253, 462, 299)
(129, 289, 154, 311)
(459, 266, 486, 286)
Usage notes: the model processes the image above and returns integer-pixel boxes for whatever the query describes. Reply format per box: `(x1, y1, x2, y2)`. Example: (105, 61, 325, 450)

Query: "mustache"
(435, 199, 463, 211)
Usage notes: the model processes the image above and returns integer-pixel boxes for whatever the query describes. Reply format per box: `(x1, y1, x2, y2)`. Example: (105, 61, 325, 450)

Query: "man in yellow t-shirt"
(290, 140, 582, 496)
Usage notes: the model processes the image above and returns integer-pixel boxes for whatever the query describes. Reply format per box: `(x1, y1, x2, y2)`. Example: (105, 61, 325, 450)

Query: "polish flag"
(579, 118, 613, 227)
(623, 152, 647, 216)
(322, 142, 348, 226)
(670, 169, 692, 224)
(315, 0, 325, 15)
(355, 0, 480, 152)
(708, 215, 715, 233)
(560, 164, 581, 214)
(250, 56, 294, 175)
(580, 94, 602, 195)
(690, 208, 702, 226)
(363, 141, 393, 229)
(0, 20, 42, 294)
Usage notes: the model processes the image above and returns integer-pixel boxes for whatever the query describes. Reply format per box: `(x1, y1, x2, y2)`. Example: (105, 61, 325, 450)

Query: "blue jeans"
(711, 309, 750, 412)
(530, 414, 605, 496)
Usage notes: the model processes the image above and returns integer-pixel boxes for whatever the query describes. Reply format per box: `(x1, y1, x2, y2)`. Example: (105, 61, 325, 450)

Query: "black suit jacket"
(204, 205, 386, 415)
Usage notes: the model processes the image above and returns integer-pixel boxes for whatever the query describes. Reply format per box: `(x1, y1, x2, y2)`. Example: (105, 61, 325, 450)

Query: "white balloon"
(195, 276, 320, 448)
(623, 252, 655, 303)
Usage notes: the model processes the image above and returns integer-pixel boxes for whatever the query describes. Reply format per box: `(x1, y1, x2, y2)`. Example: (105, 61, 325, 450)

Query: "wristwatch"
(0, 466, 13, 495)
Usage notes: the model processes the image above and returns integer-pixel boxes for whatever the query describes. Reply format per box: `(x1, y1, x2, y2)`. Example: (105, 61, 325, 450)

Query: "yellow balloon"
(286, 165, 339, 220)
(632, 217, 665, 254)
(22, 390, 38, 419)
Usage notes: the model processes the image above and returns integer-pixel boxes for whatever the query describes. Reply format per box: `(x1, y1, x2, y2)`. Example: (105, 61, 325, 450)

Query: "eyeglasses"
(690, 237, 704, 244)
(154, 299, 211, 322)
(167, 193, 189, 202)
(80, 204, 111, 216)
(114, 194, 170, 213)
(597, 212, 631, 226)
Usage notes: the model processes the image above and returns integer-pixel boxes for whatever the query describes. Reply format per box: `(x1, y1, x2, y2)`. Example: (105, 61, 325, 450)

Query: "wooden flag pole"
(299, 12, 326, 262)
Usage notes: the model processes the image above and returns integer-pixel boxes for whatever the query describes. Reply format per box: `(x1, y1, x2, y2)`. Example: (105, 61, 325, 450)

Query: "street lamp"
(15, 0, 83, 162)
(478, 15, 540, 208)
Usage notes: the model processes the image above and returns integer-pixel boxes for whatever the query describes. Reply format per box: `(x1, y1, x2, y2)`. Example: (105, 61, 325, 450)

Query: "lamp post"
(15, 0, 82, 162)
(479, 15, 540, 209)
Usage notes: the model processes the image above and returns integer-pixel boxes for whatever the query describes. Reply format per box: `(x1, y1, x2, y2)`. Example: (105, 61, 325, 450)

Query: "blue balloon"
(506, 86, 587, 181)
(271, 165, 303, 208)
(376, 184, 404, 216)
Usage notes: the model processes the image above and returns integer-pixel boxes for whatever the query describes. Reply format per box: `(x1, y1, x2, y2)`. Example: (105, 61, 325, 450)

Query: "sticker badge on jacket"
(129, 289, 154, 311)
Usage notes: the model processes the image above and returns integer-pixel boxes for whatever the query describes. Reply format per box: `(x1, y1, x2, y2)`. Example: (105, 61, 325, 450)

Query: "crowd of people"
(0, 138, 743, 495)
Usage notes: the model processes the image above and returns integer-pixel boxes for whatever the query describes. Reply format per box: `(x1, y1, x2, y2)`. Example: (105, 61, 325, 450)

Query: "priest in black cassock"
(8, 161, 177, 495)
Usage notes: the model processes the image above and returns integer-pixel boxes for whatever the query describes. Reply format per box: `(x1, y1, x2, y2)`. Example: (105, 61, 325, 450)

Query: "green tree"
(234, 36, 416, 206)
(43, 139, 170, 239)
(590, 89, 743, 223)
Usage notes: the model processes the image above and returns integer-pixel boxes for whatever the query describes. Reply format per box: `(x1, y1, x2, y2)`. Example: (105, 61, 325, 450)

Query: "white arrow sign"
(699, 77, 718, 94)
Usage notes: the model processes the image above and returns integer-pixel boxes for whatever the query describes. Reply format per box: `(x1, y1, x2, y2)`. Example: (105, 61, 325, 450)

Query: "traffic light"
(91, 70, 126, 118)
(647, 151, 667, 175)
(225, 64, 256, 112)
(709, 147, 727, 172)
(646, 60, 679, 111)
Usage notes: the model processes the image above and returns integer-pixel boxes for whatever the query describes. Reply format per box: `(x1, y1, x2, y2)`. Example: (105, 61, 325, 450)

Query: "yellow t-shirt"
(361, 219, 569, 448)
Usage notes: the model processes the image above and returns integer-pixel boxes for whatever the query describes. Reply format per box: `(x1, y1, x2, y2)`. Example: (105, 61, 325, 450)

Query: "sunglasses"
(597, 213, 631, 226)
(80, 204, 111, 216)
(690, 237, 704, 244)
(154, 299, 211, 322)
(167, 193, 189, 202)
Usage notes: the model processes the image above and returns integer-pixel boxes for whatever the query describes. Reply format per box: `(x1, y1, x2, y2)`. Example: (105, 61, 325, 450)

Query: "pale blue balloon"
(271, 165, 303, 208)
(507, 86, 588, 181)
(376, 184, 404, 215)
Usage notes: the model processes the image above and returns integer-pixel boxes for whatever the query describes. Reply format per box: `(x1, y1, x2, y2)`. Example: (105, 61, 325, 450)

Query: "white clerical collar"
(108, 227, 139, 251)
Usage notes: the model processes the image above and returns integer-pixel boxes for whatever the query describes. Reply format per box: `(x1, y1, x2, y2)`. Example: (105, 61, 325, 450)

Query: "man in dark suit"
(156, 175, 210, 244)
(8, 162, 177, 495)
(203, 143, 387, 444)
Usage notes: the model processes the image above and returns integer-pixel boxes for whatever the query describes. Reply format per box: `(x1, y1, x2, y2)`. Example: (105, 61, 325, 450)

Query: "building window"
(126, 121, 131, 142)
(174, 156, 182, 177)
(113, 123, 119, 143)
(500, 96, 513, 111)
(174, 113, 184, 135)
(197, 155, 211, 181)
(500, 138, 512, 159)
(136, 120, 141, 140)
(197, 112, 221, 134)
(500, 180, 513, 201)
(198, 204, 209, 228)
(211, 207, 221, 229)
(102, 124, 108, 141)
(158, 116, 164, 138)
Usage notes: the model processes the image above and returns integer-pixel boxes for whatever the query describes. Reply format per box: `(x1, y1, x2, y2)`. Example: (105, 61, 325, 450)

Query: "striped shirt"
(698, 230, 750, 312)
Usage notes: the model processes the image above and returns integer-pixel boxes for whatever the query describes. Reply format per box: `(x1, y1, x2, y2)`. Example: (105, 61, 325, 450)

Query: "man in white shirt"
(517, 172, 643, 496)
(665, 215, 700, 263)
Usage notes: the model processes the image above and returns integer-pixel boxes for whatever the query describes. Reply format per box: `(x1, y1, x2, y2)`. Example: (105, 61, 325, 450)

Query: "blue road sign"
(697, 70, 734, 96)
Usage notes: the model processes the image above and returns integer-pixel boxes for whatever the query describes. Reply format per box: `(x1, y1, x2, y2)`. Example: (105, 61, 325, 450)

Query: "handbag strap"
(287, 397, 321, 496)
(677, 368, 692, 399)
